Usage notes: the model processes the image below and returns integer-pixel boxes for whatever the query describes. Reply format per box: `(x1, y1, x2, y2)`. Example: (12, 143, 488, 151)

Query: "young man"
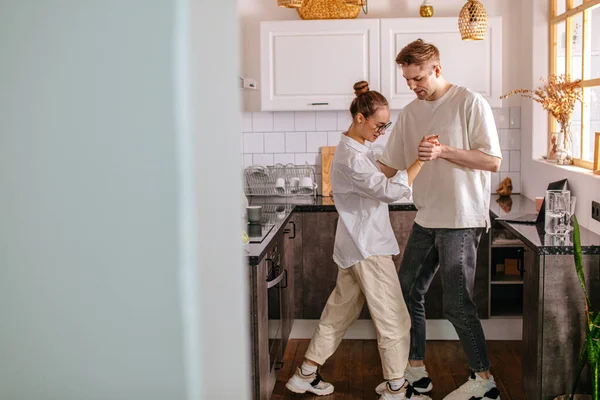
(378, 39, 503, 400)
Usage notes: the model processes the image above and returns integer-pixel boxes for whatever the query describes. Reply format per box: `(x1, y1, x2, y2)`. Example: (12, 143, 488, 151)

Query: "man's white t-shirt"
(379, 85, 502, 229)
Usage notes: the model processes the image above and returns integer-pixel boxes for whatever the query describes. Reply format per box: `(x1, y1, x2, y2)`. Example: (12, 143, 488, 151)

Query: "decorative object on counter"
(496, 196, 513, 213)
(567, 216, 600, 400)
(458, 0, 488, 40)
(594, 132, 600, 175)
(321, 146, 336, 197)
(244, 164, 317, 197)
(501, 74, 584, 165)
(247, 205, 263, 224)
(277, 0, 303, 7)
(419, 0, 434, 17)
(293, 0, 365, 19)
(495, 177, 513, 197)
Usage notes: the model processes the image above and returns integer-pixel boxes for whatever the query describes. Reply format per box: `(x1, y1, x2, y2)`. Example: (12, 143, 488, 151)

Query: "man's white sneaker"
(376, 367, 432, 395)
(378, 381, 432, 400)
(443, 373, 501, 400)
(285, 367, 334, 396)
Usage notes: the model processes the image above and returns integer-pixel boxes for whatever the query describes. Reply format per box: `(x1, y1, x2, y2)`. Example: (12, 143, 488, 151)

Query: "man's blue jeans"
(399, 222, 490, 372)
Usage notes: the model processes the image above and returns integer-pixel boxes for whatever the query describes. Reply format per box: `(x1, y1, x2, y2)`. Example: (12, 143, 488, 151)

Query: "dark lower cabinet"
(250, 218, 297, 400)
(301, 211, 339, 319)
(299, 210, 489, 320)
(522, 247, 600, 400)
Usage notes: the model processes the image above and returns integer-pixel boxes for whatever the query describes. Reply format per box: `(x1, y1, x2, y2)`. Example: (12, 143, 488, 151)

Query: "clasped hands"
(418, 134, 442, 162)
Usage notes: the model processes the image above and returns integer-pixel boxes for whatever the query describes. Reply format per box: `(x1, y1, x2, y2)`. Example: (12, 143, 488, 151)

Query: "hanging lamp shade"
(278, 0, 303, 7)
(458, 0, 488, 40)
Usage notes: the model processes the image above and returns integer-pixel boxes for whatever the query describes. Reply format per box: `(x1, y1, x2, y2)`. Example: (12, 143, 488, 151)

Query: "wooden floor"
(272, 340, 526, 400)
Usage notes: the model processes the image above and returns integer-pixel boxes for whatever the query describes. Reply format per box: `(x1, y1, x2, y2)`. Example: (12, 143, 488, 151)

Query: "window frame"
(549, 0, 600, 169)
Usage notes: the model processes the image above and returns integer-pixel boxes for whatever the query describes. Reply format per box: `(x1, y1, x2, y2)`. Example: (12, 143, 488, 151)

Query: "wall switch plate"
(592, 201, 600, 222)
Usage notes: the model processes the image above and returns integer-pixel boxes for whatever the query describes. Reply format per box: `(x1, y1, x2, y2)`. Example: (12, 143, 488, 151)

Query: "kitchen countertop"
(246, 195, 600, 264)
(490, 194, 600, 255)
(248, 195, 417, 212)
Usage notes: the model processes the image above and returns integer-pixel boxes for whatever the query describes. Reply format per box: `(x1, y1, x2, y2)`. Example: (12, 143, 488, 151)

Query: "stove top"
(247, 223, 275, 243)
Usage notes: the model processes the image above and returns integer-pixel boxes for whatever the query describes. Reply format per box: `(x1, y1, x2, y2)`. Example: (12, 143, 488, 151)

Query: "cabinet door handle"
(309, 102, 329, 106)
(279, 269, 288, 289)
(267, 266, 286, 289)
(284, 221, 296, 239)
(517, 248, 525, 273)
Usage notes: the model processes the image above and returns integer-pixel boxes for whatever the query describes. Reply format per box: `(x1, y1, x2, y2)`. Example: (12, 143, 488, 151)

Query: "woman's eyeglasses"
(375, 121, 392, 134)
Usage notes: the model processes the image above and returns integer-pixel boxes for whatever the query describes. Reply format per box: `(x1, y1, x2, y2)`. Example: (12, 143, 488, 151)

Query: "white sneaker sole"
(375, 382, 433, 395)
(285, 380, 334, 396)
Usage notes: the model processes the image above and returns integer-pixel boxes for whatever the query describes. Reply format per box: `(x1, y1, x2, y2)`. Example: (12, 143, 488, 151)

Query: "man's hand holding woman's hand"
(418, 134, 442, 161)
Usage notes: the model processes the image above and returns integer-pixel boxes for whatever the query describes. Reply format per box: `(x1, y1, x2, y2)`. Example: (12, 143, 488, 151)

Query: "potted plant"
(566, 217, 600, 400)
(501, 74, 584, 165)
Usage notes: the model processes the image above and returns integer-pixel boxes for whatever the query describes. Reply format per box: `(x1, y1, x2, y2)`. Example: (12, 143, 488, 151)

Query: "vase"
(556, 122, 573, 165)
(547, 131, 558, 163)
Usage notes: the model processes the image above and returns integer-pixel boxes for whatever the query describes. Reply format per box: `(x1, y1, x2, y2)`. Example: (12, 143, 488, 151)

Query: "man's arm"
(418, 140, 501, 172)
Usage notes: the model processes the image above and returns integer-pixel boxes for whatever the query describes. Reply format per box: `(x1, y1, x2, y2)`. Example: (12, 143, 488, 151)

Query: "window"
(550, 0, 600, 169)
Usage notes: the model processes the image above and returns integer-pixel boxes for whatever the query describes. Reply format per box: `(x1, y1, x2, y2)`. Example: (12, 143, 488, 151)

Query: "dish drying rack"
(244, 164, 318, 197)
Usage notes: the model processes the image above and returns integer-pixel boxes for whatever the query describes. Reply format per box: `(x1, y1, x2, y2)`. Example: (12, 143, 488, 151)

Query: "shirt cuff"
(391, 170, 411, 192)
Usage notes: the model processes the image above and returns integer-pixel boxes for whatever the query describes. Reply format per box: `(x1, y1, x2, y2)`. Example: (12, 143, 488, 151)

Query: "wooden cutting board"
(321, 146, 336, 197)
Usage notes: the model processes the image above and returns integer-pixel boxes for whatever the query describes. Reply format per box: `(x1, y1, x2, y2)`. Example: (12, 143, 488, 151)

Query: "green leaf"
(573, 217, 591, 310)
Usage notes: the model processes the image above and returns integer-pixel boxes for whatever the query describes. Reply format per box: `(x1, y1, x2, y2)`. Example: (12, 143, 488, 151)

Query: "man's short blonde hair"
(395, 39, 440, 67)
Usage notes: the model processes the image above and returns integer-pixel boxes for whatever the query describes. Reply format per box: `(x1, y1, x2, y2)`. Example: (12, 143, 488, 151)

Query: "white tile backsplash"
(243, 132, 264, 154)
(264, 132, 285, 153)
(328, 131, 343, 146)
(337, 111, 352, 131)
(252, 112, 273, 132)
(243, 154, 254, 168)
(509, 150, 521, 172)
(295, 111, 316, 131)
(285, 132, 306, 153)
(493, 108, 510, 129)
(509, 107, 521, 129)
(242, 107, 523, 192)
(490, 172, 501, 194)
(253, 153, 274, 166)
(295, 153, 319, 166)
(316, 111, 338, 131)
(306, 132, 329, 153)
(274, 111, 295, 132)
(499, 152, 510, 172)
(274, 153, 295, 165)
(243, 112, 253, 132)
(499, 129, 521, 150)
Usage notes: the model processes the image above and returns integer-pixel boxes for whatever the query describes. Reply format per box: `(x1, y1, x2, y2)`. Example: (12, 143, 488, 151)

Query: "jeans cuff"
(470, 365, 491, 373)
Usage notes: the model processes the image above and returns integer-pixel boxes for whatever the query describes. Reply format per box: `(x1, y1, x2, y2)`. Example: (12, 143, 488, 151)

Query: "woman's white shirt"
(331, 134, 412, 269)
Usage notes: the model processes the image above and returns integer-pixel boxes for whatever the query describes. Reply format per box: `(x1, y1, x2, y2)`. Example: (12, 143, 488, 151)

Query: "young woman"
(285, 81, 430, 400)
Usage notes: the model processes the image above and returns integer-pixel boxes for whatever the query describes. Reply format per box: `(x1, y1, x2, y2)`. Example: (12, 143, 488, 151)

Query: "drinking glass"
(545, 189, 571, 234)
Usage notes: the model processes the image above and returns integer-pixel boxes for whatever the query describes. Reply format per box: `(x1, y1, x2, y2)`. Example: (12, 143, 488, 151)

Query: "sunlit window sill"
(533, 158, 600, 179)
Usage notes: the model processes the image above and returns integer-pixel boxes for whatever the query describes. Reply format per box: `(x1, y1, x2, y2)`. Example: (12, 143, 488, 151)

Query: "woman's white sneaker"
(378, 381, 432, 400)
(285, 367, 334, 396)
(442, 373, 500, 400)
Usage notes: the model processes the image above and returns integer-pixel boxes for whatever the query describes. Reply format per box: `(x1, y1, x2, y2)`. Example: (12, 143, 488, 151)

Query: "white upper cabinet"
(260, 19, 380, 111)
(259, 17, 502, 111)
(380, 17, 502, 109)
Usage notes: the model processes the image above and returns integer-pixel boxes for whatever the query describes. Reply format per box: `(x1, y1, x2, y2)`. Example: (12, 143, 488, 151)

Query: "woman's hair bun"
(353, 81, 369, 97)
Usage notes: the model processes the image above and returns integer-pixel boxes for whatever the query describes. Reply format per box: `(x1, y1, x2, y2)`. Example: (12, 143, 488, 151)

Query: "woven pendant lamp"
(278, 0, 303, 7)
(344, 0, 366, 5)
(458, 0, 488, 40)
